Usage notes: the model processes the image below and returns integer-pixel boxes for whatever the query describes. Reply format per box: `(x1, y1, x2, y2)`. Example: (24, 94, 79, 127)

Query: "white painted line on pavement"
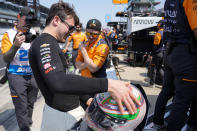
(0, 67, 6, 71)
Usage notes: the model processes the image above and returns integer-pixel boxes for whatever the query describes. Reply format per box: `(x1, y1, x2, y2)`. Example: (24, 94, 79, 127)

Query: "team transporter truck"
(124, 0, 163, 66)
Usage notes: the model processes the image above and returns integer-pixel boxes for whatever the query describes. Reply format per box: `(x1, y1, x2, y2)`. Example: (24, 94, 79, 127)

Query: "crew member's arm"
(1, 32, 25, 63)
(79, 43, 109, 73)
(79, 34, 94, 104)
(183, 0, 197, 39)
(75, 61, 87, 70)
(63, 35, 72, 53)
(75, 48, 87, 70)
(83, 33, 88, 42)
(30, 39, 108, 94)
(75, 33, 87, 68)
(107, 32, 111, 37)
(78, 43, 98, 72)
(115, 33, 118, 39)
(154, 32, 162, 45)
(78, 34, 93, 103)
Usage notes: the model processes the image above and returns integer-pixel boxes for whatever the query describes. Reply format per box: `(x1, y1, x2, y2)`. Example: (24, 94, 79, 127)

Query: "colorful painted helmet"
(84, 84, 147, 131)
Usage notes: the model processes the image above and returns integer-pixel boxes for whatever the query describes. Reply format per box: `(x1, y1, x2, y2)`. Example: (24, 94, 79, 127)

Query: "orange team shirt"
(183, 0, 197, 30)
(1, 32, 12, 54)
(68, 32, 87, 49)
(76, 35, 110, 78)
(154, 28, 164, 45)
(107, 31, 118, 39)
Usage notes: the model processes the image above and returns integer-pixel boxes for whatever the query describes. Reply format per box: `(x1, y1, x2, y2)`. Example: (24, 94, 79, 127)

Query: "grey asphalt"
(0, 51, 6, 77)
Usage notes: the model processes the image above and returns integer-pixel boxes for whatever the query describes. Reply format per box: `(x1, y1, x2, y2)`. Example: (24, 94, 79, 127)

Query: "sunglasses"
(59, 17, 75, 33)
(86, 32, 100, 38)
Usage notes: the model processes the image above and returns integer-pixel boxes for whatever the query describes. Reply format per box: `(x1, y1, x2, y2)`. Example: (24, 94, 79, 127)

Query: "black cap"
(19, 7, 34, 16)
(86, 19, 101, 31)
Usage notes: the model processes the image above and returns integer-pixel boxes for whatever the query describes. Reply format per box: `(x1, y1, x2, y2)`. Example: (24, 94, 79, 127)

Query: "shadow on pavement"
(146, 95, 159, 115)
(140, 72, 147, 77)
(121, 79, 151, 87)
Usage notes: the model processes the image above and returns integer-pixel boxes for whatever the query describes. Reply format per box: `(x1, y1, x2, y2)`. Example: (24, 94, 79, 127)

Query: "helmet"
(84, 84, 147, 131)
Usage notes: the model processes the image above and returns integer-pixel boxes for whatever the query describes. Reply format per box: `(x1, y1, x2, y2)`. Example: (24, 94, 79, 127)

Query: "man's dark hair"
(45, 2, 79, 26)
(78, 23, 82, 27)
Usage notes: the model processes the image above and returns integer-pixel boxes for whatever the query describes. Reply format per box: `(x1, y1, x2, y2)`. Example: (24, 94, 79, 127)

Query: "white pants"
(41, 104, 85, 131)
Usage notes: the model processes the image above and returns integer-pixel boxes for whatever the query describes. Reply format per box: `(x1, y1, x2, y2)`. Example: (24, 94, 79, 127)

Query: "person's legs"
(166, 45, 197, 130)
(187, 99, 197, 130)
(153, 65, 174, 126)
(155, 53, 164, 85)
(65, 106, 85, 130)
(41, 104, 85, 131)
(149, 56, 157, 85)
(0, 69, 8, 84)
(166, 76, 197, 130)
(27, 75, 38, 125)
(72, 49, 78, 68)
(41, 104, 67, 131)
(8, 74, 30, 131)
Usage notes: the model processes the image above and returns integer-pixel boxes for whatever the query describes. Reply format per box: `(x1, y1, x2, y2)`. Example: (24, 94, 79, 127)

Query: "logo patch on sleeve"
(42, 54, 51, 61)
(45, 67, 54, 74)
(40, 47, 50, 52)
(40, 43, 50, 48)
(43, 62, 51, 69)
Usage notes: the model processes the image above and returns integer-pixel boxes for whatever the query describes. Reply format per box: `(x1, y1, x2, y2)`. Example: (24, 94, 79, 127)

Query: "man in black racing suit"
(28, 2, 141, 131)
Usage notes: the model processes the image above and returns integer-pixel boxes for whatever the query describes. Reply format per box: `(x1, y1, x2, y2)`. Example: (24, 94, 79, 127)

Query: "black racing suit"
(29, 33, 108, 112)
(163, 0, 197, 130)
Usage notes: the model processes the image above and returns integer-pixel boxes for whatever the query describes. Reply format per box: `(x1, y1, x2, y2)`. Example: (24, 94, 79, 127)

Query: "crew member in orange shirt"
(149, 20, 164, 85)
(107, 27, 118, 52)
(63, 23, 87, 68)
(76, 19, 109, 78)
